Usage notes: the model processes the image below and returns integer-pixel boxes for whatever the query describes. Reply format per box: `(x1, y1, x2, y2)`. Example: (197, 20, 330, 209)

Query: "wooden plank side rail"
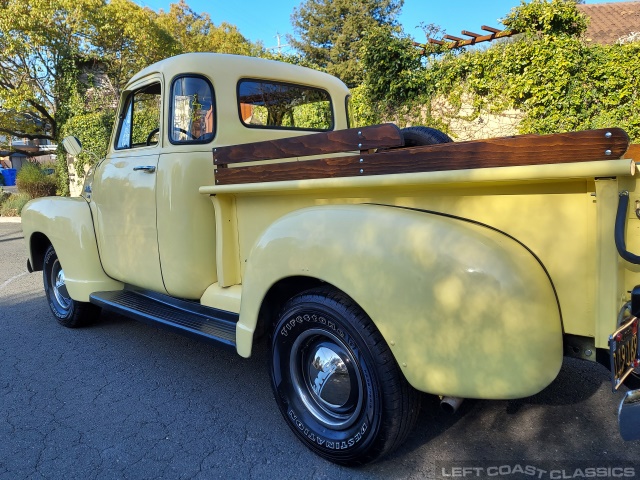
(213, 123, 403, 166)
(214, 128, 630, 186)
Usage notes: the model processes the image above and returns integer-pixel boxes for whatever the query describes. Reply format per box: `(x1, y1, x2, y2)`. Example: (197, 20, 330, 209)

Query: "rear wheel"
(43, 245, 100, 328)
(270, 287, 421, 465)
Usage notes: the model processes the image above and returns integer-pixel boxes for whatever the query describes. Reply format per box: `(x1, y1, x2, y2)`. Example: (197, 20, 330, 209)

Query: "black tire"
(401, 126, 452, 147)
(43, 245, 100, 328)
(270, 287, 421, 465)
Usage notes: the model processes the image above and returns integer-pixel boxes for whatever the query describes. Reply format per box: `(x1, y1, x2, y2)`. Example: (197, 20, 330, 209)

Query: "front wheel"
(270, 287, 421, 465)
(43, 245, 100, 328)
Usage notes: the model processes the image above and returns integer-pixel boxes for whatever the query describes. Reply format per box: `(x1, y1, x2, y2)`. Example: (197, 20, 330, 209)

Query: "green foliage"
(59, 110, 115, 175)
(361, 25, 426, 108)
(502, 0, 589, 36)
(55, 144, 70, 197)
(347, 85, 379, 127)
(290, 0, 404, 87)
(95, 0, 180, 94)
(16, 162, 57, 198)
(155, 0, 260, 57)
(360, 0, 640, 142)
(423, 37, 640, 140)
(0, 192, 30, 216)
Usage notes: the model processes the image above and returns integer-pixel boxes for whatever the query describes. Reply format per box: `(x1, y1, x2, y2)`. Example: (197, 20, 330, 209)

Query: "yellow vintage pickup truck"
(21, 53, 640, 465)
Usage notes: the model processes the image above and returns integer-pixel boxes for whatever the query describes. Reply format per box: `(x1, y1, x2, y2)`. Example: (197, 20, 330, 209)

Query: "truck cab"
(85, 54, 349, 300)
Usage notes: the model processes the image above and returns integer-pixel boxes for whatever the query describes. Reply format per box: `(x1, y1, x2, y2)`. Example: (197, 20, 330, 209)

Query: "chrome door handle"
(133, 165, 156, 173)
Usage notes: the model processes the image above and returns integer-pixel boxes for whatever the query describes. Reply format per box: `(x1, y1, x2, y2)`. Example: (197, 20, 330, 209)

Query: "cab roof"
(126, 53, 350, 95)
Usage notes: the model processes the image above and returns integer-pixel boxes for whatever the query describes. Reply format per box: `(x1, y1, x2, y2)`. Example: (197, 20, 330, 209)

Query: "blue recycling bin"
(1, 168, 16, 186)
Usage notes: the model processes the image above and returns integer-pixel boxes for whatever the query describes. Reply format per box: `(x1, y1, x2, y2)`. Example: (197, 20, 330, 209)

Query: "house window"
(115, 83, 161, 150)
(237, 80, 333, 131)
(170, 76, 215, 144)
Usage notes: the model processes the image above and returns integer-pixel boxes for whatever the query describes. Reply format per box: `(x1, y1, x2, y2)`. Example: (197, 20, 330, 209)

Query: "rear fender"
(237, 204, 563, 399)
(22, 197, 123, 301)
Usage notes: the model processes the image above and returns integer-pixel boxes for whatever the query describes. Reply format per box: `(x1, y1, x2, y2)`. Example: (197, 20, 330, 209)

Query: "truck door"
(155, 75, 218, 299)
(91, 77, 166, 293)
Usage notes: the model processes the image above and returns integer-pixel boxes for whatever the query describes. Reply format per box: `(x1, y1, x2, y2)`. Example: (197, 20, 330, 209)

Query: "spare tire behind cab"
(400, 126, 453, 147)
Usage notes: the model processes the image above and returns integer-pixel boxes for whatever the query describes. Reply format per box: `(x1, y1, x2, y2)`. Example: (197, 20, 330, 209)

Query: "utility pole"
(271, 32, 289, 54)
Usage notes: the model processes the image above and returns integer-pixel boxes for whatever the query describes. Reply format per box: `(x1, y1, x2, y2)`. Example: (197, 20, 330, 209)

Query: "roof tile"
(577, 2, 640, 44)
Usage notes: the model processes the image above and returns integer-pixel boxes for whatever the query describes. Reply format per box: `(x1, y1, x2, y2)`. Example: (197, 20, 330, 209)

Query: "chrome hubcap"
(51, 259, 71, 311)
(308, 346, 351, 407)
(290, 329, 364, 429)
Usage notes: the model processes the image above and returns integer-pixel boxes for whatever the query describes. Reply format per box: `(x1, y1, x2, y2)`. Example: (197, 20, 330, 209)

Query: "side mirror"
(62, 136, 83, 156)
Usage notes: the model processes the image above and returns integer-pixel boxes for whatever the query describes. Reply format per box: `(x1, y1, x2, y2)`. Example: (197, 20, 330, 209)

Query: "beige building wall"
(431, 95, 524, 141)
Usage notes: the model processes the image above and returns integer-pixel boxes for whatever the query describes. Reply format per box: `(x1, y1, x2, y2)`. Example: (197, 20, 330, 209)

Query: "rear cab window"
(237, 79, 333, 131)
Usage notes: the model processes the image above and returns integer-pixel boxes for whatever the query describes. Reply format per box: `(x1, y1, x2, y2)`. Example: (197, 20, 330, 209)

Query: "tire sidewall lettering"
(288, 408, 369, 450)
(273, 305, 380, 456)
(280, 313, 348, 346)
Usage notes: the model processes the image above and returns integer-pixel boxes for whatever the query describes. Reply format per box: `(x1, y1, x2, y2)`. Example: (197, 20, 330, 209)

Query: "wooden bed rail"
(213, 126, 630, 186)
(213, 123, 403, 166)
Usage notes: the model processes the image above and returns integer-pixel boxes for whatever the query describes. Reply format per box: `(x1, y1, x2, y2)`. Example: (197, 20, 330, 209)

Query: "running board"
(90, 289, 238, 348)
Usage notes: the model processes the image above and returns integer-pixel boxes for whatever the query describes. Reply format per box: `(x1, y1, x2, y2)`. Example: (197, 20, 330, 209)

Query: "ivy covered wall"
(358, 0, 640, 142)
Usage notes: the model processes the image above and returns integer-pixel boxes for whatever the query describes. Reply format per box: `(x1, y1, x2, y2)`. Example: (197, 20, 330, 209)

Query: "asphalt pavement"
(1, 220, 639, 479)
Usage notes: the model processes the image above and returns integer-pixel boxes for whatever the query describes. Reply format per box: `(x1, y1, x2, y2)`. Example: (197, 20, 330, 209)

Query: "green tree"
(289, 0, 404, 87)
(0, 0, 178, 144)
(0, 0, 103, 142)
(94, 0, 180, 96)
(156, 0, 260, 56)
(157, 0, 212, 52)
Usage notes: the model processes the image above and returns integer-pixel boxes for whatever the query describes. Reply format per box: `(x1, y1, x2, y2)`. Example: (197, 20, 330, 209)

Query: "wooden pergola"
(414, 25, 517, 51)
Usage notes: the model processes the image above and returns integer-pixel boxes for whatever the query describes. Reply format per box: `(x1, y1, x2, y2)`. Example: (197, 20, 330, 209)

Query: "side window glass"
(116, 100, 133, 149)
(115, 83, 161, 149)
(237, 80, 333, 131)
(170, 76, 215, 144)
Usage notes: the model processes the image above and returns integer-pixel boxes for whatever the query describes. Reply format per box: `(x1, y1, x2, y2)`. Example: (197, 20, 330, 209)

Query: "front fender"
(22, 197, 123, 301)
(237, 204, 562, 399)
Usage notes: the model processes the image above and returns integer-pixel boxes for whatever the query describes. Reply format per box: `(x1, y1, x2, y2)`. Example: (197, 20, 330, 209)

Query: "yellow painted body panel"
(91, 150, 165, 293)
(21, 197, 123, 301)
(208, 158, 638, 364)
(201, 283, 242, 313)
(156, 150, 218, 298)
(237, 204, 562, 398)
(233, 183, 592, 340)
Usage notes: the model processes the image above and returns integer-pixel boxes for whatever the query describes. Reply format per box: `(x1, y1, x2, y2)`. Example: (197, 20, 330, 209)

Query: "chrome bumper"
(619, 389, 640, 440)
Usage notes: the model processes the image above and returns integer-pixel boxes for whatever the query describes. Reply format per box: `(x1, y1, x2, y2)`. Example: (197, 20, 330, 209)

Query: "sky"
(134, 0, 636, 51)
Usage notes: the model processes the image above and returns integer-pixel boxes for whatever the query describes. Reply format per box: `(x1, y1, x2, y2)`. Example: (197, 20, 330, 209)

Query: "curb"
(0, 217, 21, 223)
